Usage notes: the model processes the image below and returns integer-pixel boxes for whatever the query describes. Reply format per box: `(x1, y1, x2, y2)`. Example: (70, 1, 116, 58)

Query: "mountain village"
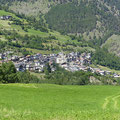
(0, 51, 120, 78)
(0, 14, 120, 78)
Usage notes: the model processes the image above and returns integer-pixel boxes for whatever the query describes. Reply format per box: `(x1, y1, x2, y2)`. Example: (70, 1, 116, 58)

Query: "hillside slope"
(1, 0, 120, 43)
(1, 1, 120, 69)
(0, 9, 95, 55)
(102, 35, 120, 56)
(0, 0, 72, 15)
(45, 0, 120, 37)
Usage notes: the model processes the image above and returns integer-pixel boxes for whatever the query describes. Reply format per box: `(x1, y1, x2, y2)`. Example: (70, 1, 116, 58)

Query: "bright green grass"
(0, 20, 12, 29)
(50, 31, 70, 42)
(0, 35, 7, 41)
(1, 84, 120, 120)
(0, 10, 18, 19)
(27, 29, 49, 37)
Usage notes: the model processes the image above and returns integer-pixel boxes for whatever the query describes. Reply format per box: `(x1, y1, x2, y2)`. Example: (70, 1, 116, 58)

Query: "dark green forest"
(45, 1, 120, 34)
(0, 62, 39, 83)
(92, 48, 120, 70)
(45, 2, 96, 34)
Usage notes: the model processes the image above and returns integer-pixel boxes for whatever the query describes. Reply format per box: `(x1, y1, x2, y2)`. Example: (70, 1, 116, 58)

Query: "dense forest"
(45, 2, 96, 34)
(45, 1, 120, 35)
(92, 48, 120, 70)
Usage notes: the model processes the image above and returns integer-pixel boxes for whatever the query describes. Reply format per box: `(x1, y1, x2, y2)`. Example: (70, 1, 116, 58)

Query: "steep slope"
(0, 0, 72, 15)
(1, 0, 120, 44)
(102, 35, 120, 57)
(0, 9, 94, 55)
(45, 2, 97, 34)
(1, 0, 120, 53)
(45, 0, 120, 36)
(1, 7, 120, 70)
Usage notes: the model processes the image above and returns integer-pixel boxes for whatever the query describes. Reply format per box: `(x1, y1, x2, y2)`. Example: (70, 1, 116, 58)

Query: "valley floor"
(0, 84, 120, 120)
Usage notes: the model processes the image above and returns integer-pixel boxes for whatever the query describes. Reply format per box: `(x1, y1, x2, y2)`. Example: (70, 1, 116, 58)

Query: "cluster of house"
(56, 52, 91, 71)
(0, 15, 12, 20)
(0, 51, 14, 60)
(0, 51, 120, 78)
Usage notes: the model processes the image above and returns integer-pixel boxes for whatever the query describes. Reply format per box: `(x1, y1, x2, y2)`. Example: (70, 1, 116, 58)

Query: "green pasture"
(1, 84, 120, 120)
(0, 10, 19, 19)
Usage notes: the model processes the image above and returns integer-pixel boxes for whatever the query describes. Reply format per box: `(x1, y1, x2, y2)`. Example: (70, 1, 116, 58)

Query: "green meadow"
(0, 10, 70, 42)
(0, 10, 19, 19)
(1, 84, 120, 120)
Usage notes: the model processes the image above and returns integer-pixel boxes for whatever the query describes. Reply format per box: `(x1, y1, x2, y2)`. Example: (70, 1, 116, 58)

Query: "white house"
(56, 53, 67, 64)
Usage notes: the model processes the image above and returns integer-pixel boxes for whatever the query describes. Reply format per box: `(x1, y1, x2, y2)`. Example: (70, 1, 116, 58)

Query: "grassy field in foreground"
(1, 84, 120, 120)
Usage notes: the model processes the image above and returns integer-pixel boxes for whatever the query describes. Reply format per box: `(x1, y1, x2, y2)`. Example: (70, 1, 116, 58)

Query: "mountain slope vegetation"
(102, 35, 120, 56)
(45, 0, 120, 37)
(1, 1, 120, 70)
(0, 8, 94, 55)
(45, 2, 97, 34)
(1, 0, 120, 46)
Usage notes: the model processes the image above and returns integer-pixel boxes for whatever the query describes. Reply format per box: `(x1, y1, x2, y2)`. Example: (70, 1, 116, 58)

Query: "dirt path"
(102, 94, 120, 110)
(112, 95, 120, 110)
(102, 96, 113, 109)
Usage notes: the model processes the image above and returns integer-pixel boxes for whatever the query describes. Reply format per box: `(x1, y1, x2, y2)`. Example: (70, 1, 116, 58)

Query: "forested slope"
(1, 0, 120, 70)
(45, 1, 120, 36)
(1, 0, 119, 50)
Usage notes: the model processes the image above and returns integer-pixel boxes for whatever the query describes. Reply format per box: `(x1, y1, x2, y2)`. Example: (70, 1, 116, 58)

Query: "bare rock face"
(89, 76, 101, 85)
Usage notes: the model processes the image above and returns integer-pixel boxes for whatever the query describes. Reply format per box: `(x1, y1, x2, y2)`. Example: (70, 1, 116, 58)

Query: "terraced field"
(0, 84, 120, 120)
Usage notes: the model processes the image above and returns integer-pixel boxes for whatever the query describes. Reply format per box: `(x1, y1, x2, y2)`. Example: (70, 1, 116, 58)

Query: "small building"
(0, 53, 4, 59)
(15, 63, 26, 72)
(0, 15, 12, 20)
(56, 53, 67, 64)
(113, 74, 120, 78)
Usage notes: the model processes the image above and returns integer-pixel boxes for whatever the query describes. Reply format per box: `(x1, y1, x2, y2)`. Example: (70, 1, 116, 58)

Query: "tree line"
(92, 48, 120, 70)
(0, 62, 39, 83)
(0, 62, 120, 85)
(42, 63, 119, 85)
